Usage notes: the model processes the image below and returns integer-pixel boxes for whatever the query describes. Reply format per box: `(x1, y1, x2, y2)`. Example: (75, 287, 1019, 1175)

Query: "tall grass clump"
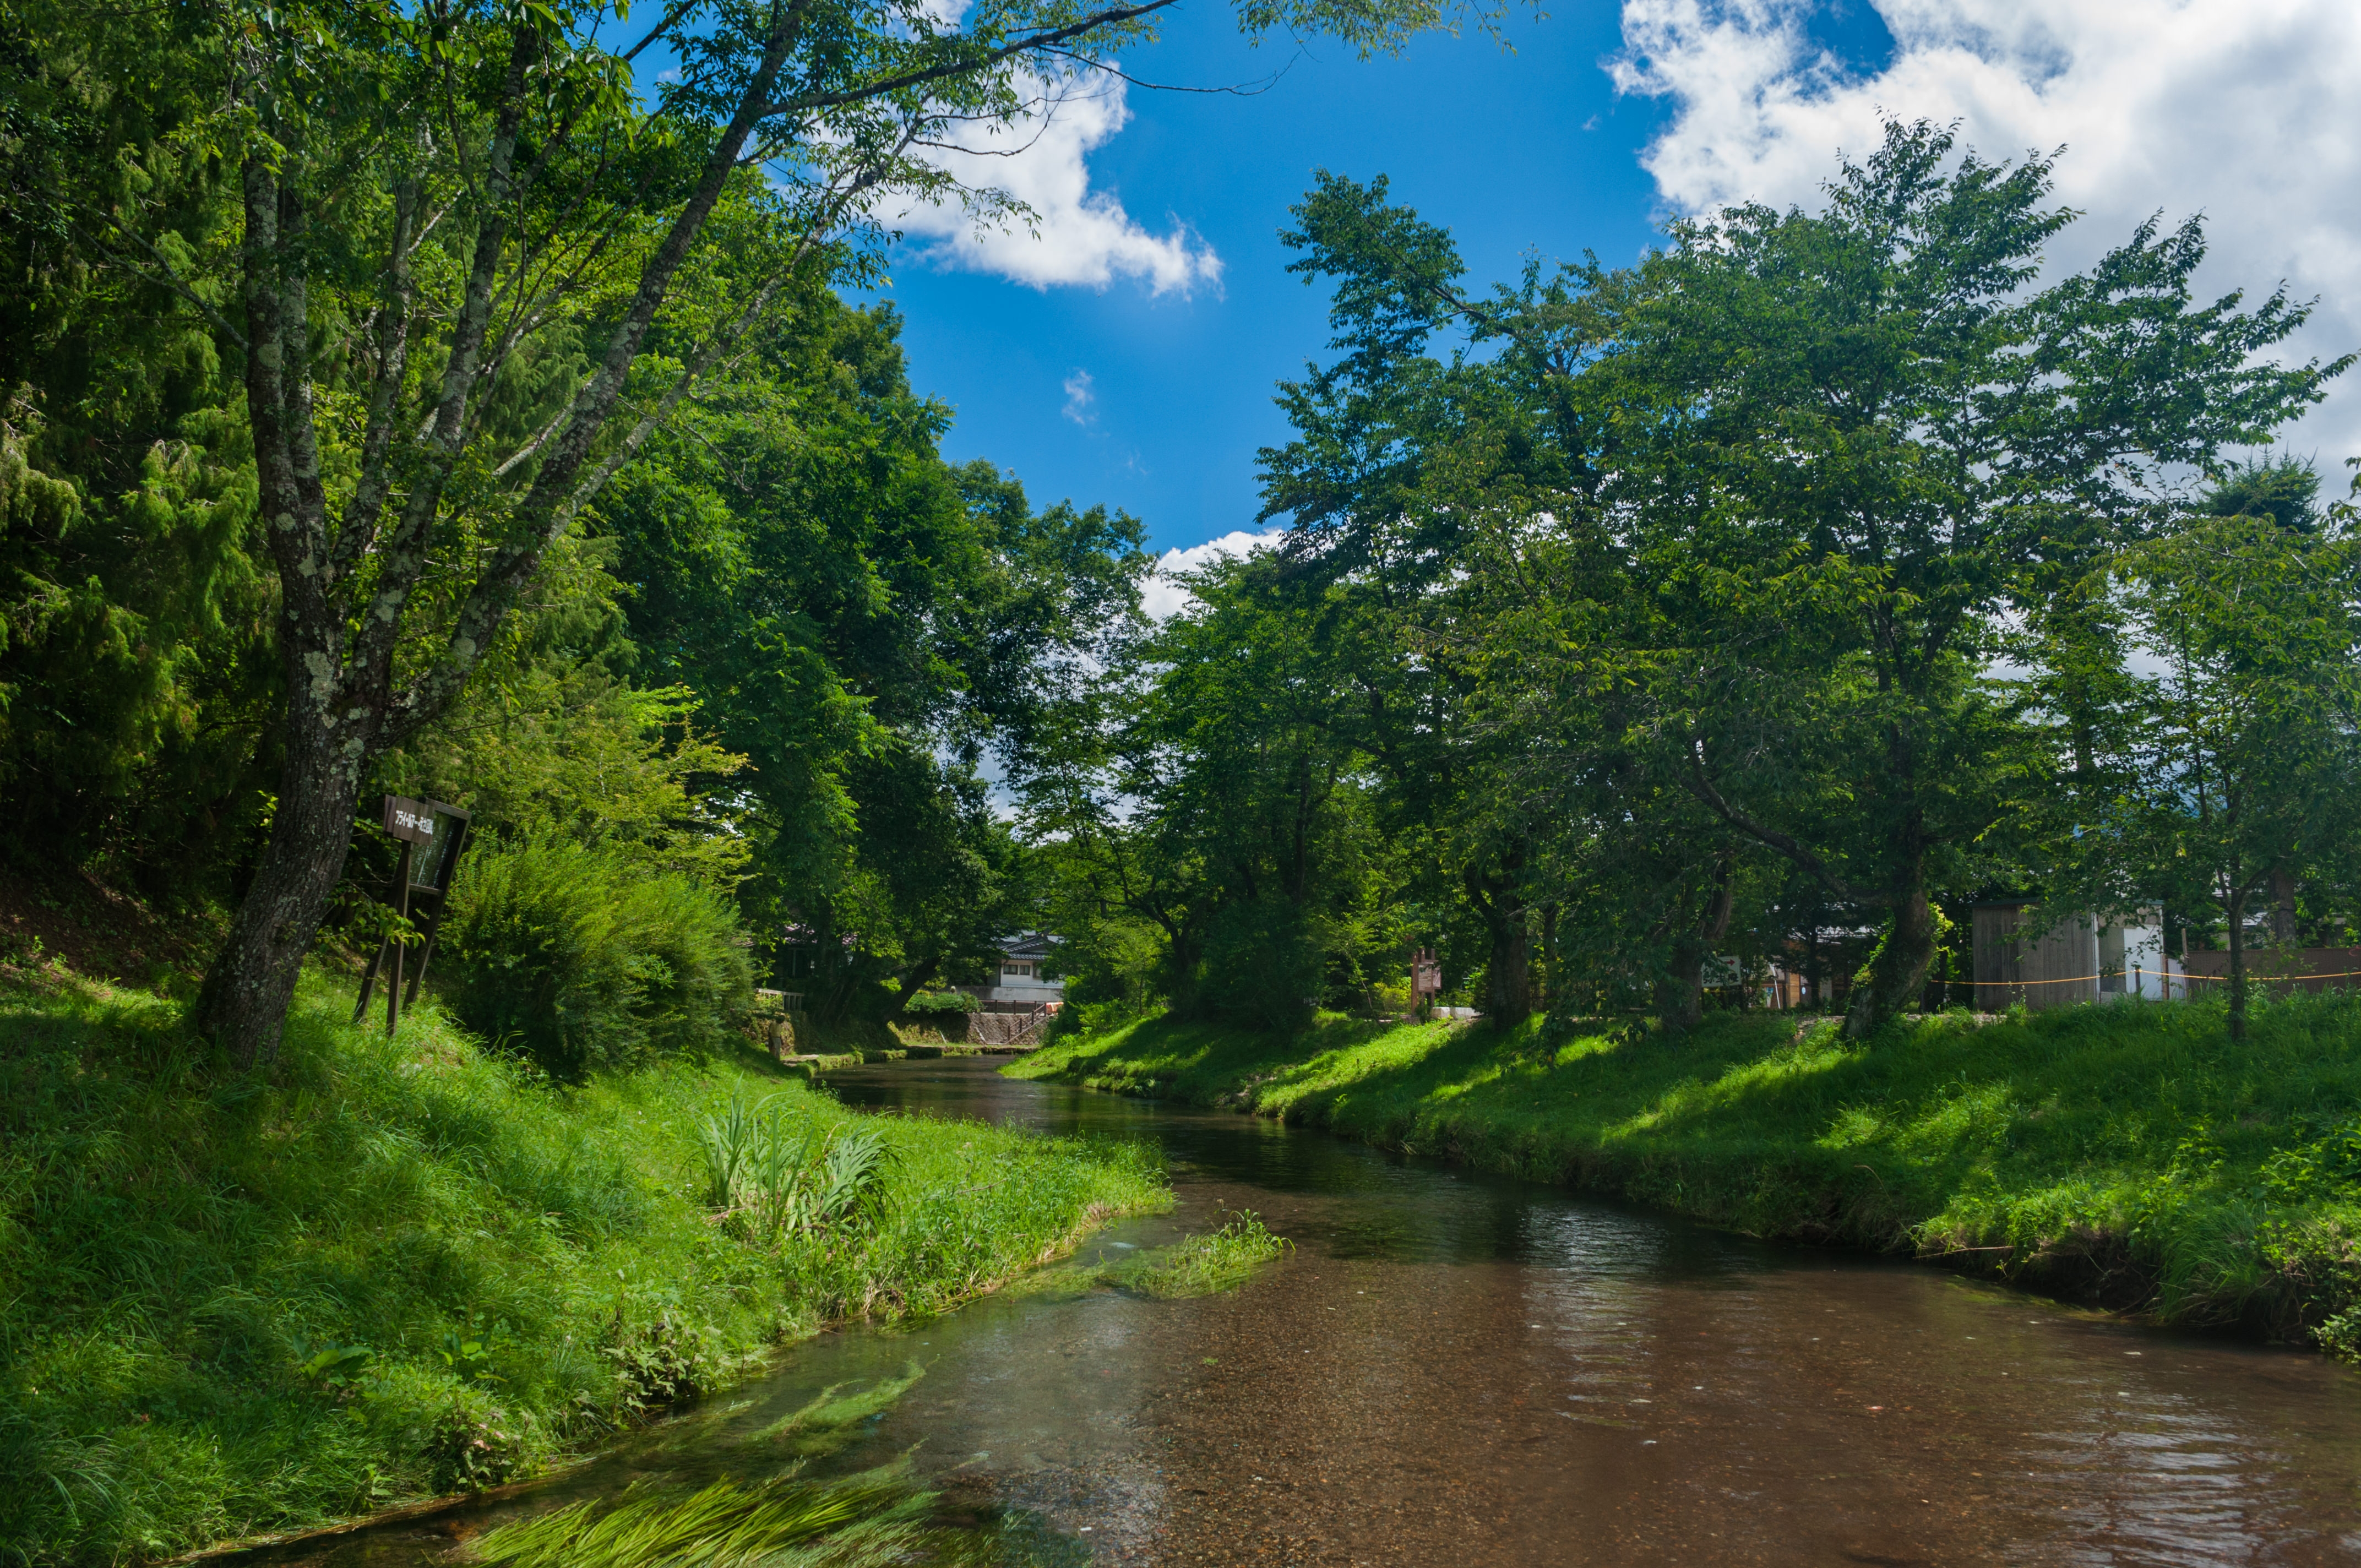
(440, 837, 752, 1077)
(1019, 992, 2361, 1345)
(1103, 1211, 1290, 1298)
(699, 1093, 895, 1242)
(0, 968, 1165, 1566)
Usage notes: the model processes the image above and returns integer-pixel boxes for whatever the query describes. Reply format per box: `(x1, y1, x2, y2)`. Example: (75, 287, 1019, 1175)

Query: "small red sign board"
(1412, 948, 1442, 996)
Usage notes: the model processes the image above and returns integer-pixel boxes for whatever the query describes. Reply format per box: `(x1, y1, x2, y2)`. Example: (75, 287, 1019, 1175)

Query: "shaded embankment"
(1013, 999, 2361, 1349)
(0, 970, 1166, 1566)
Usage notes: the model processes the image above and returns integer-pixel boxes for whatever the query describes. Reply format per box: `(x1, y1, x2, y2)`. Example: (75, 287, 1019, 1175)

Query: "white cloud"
(1063, 368, 1096, 425)
(1141, 529, 1280, 619)
(1611, 0, 2361, 459)
(891, 72, 1223, 297)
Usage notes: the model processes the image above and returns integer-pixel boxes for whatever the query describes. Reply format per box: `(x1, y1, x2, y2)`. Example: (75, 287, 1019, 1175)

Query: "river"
(251, 1058, 2361, 1566)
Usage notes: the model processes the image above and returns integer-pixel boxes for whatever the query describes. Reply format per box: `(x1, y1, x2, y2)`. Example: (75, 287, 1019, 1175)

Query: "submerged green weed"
(469, 1473, 929, 1568)
(1012, 1212, 1291, 1301)
(748, 1364, 927, 1456)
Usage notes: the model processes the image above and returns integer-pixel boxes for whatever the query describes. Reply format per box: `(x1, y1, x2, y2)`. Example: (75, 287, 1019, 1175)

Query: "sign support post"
(352, 796, 471, 1035)
(1411, 947, 1442, 1018)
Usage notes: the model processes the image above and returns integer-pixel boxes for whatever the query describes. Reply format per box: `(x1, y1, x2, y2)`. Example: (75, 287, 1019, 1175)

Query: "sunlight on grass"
(1021, 993, 2361, 1351)
(0, 970, 1168, 1565)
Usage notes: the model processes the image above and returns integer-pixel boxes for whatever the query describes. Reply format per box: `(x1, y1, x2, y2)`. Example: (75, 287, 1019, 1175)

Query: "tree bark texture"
(1655, 855, 1736, 1034)
(1467, 853, 1532, 1025)
(1844, 876, 1940, 1040)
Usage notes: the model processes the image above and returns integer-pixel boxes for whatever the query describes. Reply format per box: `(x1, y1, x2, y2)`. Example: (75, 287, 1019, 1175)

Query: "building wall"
(1973, 905, 2099, 1012)
(1973, 905, 2180, 1009)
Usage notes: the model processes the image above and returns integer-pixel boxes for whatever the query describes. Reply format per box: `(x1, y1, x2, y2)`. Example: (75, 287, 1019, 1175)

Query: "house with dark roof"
(958, 932, 1065, 1012)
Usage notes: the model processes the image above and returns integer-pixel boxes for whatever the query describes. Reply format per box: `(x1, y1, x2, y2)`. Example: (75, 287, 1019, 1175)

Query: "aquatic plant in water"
(468, 1363, 1095, 1568)
(1012, 1210, 1293, 1300)
(467, 1472, 931, 1568)
(1107, 1210, 1290, 1297)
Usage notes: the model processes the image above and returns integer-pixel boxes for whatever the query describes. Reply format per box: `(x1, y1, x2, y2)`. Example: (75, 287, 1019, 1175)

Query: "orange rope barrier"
(2175, 968, 2361, 983)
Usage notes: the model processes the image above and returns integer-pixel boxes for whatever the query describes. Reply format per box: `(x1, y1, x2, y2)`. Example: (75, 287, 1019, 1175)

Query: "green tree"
(2078, 509, 2361, 1041)
(1022, 553, 1403, 1022)
(602, 293, 1149, 1021)
(1603, 119, 2342, 1036)
(14, 0, 1470, 1061)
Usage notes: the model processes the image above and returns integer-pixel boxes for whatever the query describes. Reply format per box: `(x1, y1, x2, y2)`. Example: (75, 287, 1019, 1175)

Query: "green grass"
(460, 1363, 1077, 1568)
(0, 968, 1167, 1566)
(1014, 998, 2361, 1348)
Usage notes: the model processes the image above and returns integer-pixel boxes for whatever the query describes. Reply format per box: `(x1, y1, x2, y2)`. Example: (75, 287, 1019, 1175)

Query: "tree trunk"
(1656, 856, 1736, 1033)
(1844, 878, 1939, 1039)
(1539, 903, 1558, 1012)
(194, 721, 371, 1064)
(2226, 886, 2249, 1044)
(1466, 856, 1532, 1025)
(1486, 911, 1532, 1023)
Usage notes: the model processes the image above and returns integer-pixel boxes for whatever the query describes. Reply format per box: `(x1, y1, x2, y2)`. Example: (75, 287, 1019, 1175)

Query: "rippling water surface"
(251, 1059, 2361, 1566)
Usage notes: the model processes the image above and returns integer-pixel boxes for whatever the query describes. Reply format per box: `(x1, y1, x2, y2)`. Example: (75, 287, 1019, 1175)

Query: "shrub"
(1188, 900, 1322, 1032)
(901, 990, 980, 1015)
(441, 839, 751, 1077)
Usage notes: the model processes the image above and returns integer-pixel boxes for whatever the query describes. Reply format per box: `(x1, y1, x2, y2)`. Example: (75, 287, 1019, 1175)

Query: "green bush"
(901, 990, 980, 1016)
(441, 839, 752, 1077)
(1188, 900, 1321, 1032)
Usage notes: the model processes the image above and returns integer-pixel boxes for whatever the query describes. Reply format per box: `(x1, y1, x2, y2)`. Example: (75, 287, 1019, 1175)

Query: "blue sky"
(615, 0, 2358, 568)
(840, 0, 2361, 568)
(861, 1, 1912, 556)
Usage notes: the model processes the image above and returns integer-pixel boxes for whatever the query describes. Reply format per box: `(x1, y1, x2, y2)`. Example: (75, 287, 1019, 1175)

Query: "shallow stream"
(255, 1058, 2361, 1565)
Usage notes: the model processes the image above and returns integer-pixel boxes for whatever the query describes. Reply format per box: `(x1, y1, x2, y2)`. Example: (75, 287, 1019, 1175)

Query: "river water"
(259, 1059, 2361, 1566)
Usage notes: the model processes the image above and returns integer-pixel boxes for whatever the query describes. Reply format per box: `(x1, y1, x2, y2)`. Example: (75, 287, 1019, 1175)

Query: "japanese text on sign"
(382, 796, 437, 845)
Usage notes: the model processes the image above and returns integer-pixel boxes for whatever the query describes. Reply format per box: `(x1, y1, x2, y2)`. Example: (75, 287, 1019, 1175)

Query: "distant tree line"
(1028, 121, 2360, 1044)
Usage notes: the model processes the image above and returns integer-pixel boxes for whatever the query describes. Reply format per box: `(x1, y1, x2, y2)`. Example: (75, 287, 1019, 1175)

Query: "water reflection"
(242, 1059, 2361, 1567)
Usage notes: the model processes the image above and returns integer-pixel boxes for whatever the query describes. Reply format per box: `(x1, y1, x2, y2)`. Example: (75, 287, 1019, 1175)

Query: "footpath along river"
(253, 1058, 2361, 1566)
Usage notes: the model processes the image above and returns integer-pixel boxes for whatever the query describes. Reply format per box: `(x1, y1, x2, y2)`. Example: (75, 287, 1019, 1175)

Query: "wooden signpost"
(352, 796, 471, 1034)
(1412, 948, 1441, 1015)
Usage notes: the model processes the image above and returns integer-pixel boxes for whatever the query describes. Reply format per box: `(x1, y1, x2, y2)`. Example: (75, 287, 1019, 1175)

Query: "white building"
(1972, 903, 2184, 1010)
(961, 932, 1066, 1011)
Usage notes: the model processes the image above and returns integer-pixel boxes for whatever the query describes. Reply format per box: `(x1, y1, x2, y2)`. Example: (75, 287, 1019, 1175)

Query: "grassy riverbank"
(0, 968, 1166, 1567)
(1013, 999, 2361, 1349)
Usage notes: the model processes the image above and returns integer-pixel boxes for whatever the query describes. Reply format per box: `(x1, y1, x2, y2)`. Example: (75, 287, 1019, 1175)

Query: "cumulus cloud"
(1611, 0, 2361, 456)
(1140, 529, 1280, 619)
(890, 72, 1223, 297)
(1062, 369, 1096, 425)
